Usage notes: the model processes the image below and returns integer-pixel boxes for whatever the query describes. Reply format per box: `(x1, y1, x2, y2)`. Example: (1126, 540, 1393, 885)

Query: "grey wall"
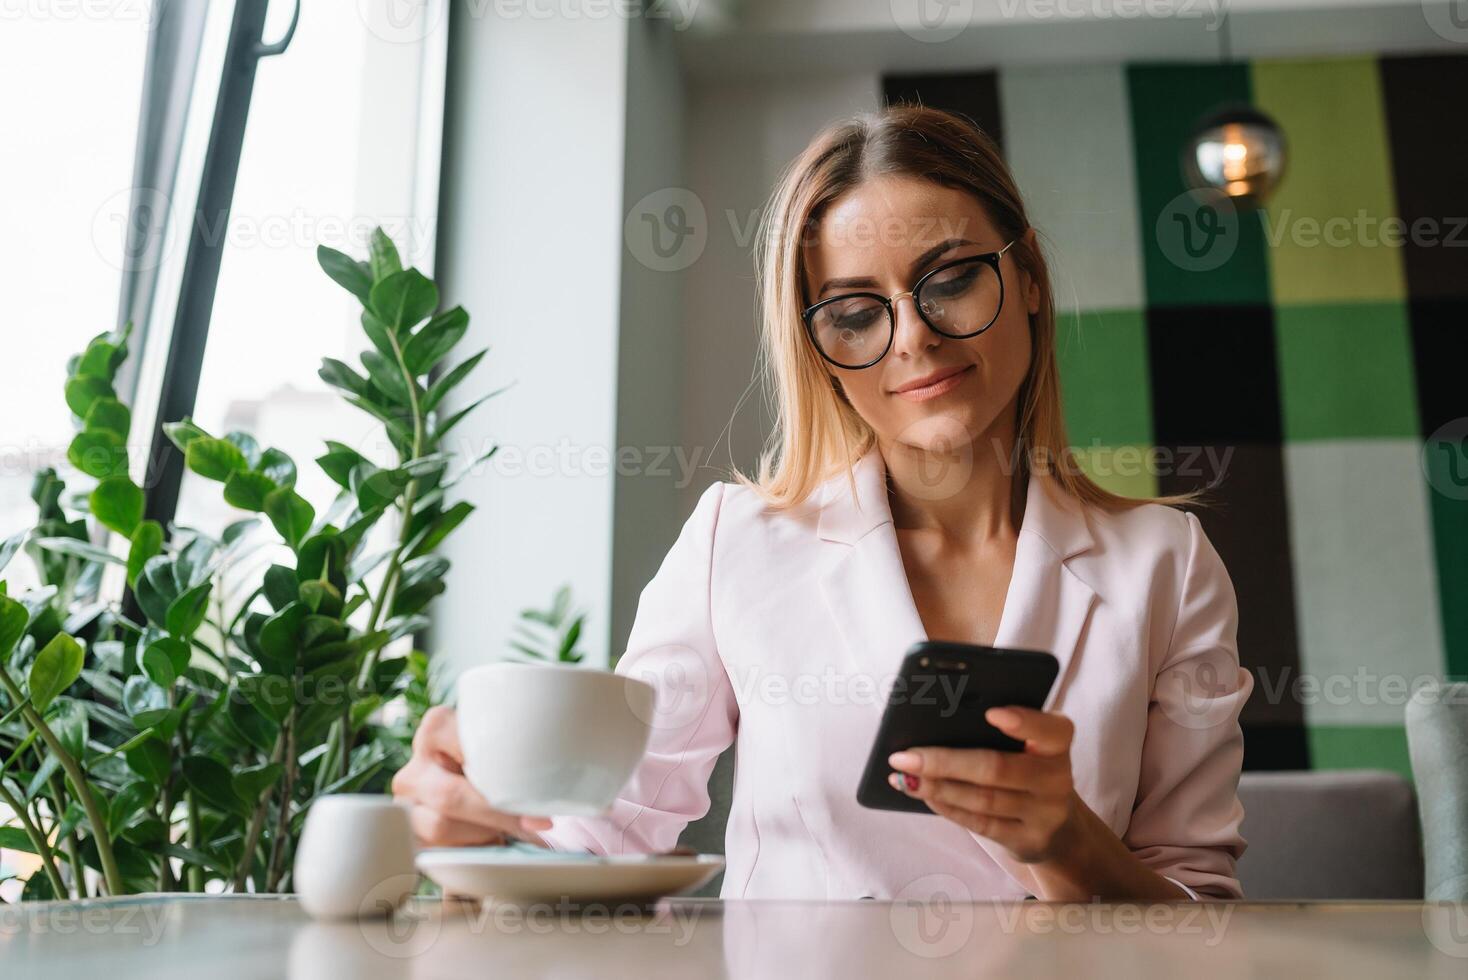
(677, 73, 881, 511)
(432, 0, 881, 672)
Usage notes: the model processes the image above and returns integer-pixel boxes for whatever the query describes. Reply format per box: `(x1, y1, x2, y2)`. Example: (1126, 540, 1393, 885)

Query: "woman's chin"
(888, 410, 986, 455)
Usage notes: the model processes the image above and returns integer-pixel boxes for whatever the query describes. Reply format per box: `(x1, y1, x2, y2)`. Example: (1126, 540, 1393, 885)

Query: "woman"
(393, 105, 1253, 902)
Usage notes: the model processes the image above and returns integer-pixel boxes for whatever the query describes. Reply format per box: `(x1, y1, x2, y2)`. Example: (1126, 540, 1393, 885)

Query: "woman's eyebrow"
(815, 238, 979, 297)
(910, 237, 978, 273)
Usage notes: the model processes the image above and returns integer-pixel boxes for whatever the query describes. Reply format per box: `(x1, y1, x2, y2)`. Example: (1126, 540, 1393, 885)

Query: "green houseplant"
(0, 229, 489, 900)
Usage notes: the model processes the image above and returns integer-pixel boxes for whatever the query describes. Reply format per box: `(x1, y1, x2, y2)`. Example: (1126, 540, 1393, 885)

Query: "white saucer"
(415, 847, 725, 905)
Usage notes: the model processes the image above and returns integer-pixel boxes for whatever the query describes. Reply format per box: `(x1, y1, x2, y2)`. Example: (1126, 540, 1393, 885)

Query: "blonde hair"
(737, 104, 1191, 511)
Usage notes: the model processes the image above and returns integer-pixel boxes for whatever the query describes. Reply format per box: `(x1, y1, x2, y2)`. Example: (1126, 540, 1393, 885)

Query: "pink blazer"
(541, 449, 1254, 900)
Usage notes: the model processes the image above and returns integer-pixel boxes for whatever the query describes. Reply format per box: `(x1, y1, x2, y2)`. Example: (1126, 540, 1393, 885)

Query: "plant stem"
(178, 725, 203, 892)
(45, 775, 86, 898)
(186, 788, 203, 891)
(0, 669, 123, 895)
(264, 709, 297, 892)
(325, 325, 430, 782)
(156, 777, 175, 891)
(156, 684, 177, 891)
(232, 735, 285, 892)
(0, 779, 66, 897)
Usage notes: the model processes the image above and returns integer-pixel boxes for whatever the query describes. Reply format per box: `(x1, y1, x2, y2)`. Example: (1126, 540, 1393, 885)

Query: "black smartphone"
(855, 641, 1060, 815)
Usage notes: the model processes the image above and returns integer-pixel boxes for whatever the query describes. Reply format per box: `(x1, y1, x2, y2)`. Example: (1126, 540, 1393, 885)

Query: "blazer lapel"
(812, 450, 1101, 898)
(815, 450, 1098, 704)
(991, 476, 1098, 712)
(817, 451, 927, 691)
(979, 476, 1099, 896)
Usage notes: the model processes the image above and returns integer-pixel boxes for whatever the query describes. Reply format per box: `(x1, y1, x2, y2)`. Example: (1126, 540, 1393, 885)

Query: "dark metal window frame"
(135, 0, 300, 533)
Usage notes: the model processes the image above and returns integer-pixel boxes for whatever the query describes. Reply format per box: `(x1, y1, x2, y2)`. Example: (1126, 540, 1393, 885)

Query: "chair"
(1235, 770, 1423, 900)
(1407, 682, 1468, 901)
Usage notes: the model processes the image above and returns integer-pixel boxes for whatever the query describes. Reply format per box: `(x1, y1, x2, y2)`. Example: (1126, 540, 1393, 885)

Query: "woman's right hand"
(391, 705, 555, 847)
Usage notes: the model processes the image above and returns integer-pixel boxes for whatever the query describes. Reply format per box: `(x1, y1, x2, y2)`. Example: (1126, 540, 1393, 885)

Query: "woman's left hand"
(886, 706, 1082, 864)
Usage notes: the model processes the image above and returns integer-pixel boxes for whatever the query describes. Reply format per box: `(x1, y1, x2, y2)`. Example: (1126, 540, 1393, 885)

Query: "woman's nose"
(890, 292, 938, 358)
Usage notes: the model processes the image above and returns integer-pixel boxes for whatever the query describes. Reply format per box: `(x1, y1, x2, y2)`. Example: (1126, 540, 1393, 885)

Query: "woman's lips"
(892, 364, 974, 403)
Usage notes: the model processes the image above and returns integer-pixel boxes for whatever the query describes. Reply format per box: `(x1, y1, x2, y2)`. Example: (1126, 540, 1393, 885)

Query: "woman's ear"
(1021, 226, 1042, 316)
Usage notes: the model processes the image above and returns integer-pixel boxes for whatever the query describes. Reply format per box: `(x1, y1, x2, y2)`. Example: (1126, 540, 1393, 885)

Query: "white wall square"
(1283, 440, 1446, 727)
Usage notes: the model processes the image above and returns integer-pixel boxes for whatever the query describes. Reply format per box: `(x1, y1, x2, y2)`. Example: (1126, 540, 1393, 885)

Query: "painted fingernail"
(987, 708, 1019, 728)
(888, 751, 920, 771)
(904, 774, 920, 792)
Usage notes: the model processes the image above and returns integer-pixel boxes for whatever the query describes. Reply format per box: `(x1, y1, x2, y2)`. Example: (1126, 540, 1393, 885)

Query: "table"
(4, 894, 1466, 978)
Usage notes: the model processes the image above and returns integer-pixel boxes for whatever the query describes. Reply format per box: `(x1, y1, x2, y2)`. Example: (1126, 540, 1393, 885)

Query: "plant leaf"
(361, 349, 410, 404)
(402, 306, 468, 376)
(368, 227, 403, 283)
(407, 500, 475, 559)
(140, 643, 177, 688)
(233, 762, 283, 801)
(319, 357, 372, 400)
(316, 441, 369, 489)
(185, 437, 248, 482)
(84, 397, 131, 439)
(422, 348, 488, 414)
(126, 520, 163, 588)
(165, 581, 212, 637)
(163, 419, 210, 451)
(125, 737, 170, 785)
(0, 529, 28, 575)
(369, 268, 438, 333)
(0, 594, 29, 663)
(222, 470, 276, 512)
(182, 755, 247, 817)
(64, 375, 113, 420)
(89, 475, 145, 535)
(264, 488, 314, 548)
(225, 694, 276, 752)
(258, 601, 305, 673)
(134, 555, 176, 626)
(27, 633, 84, 713)
(263, 564, 298, 611)
(32, 535, 124, 566)
(432, 393, 494, 441)
(259, 448, 297, 488)
(68, 429, 128, 479)
(142, 637, 190, 688)
(317, 244, 374, 304)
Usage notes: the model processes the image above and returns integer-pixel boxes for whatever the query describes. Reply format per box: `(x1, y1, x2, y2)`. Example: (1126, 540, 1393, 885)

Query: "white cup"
(456, 662, 656, 817)
(294, 795, 417, 920)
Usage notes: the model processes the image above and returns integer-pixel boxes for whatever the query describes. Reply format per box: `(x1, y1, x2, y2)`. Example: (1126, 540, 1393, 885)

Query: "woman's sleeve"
(1124, 511, 1255, 899)
(537, 482, 738, 855)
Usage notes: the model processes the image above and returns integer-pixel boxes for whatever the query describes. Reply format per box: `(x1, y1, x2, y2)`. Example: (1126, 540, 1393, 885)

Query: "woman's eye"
(924, 264, 981, 299)
(834, 307, 882, 330)
(821, 302, 883, 331)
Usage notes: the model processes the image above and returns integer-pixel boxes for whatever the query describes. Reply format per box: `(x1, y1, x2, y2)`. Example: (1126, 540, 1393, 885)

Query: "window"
(172, 1, 447, 539)
(0, 14, 149, 588)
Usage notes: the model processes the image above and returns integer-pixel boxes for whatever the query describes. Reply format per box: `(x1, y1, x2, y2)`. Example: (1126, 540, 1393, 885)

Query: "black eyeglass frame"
(801, 240, 1017, 370)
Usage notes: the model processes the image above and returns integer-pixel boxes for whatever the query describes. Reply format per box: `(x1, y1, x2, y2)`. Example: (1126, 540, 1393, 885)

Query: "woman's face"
(802, 176, 1038, 457)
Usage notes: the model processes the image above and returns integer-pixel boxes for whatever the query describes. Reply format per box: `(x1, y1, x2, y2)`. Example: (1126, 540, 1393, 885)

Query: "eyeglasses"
(802, 241, 1016, 370)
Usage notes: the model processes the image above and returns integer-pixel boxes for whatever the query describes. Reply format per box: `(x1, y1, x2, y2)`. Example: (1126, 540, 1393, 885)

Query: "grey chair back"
(1236, 770, 1423, 900)
(678, 752, 1428, 900)
(1408, 682, 1468, 901)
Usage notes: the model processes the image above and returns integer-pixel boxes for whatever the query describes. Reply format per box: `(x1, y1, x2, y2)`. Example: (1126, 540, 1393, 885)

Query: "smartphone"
(855, 641, 1060, 815)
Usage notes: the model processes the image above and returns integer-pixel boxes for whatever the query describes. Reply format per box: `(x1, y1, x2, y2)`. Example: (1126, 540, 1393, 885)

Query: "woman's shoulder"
(1076, 493, 1231, 598)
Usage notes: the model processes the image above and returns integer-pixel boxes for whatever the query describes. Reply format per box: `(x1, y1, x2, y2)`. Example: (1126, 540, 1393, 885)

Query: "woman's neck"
(880, 406, 1025, 546)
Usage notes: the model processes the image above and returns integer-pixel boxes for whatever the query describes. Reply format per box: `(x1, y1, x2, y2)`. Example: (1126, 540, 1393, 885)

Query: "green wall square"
(1424, 452, 1468, 680)
(1057, 309, 1154, 448)
(1308, 725, 1412, 781)
(1274, 302, 1419, 441)
(1127, 64, 1272, 308)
